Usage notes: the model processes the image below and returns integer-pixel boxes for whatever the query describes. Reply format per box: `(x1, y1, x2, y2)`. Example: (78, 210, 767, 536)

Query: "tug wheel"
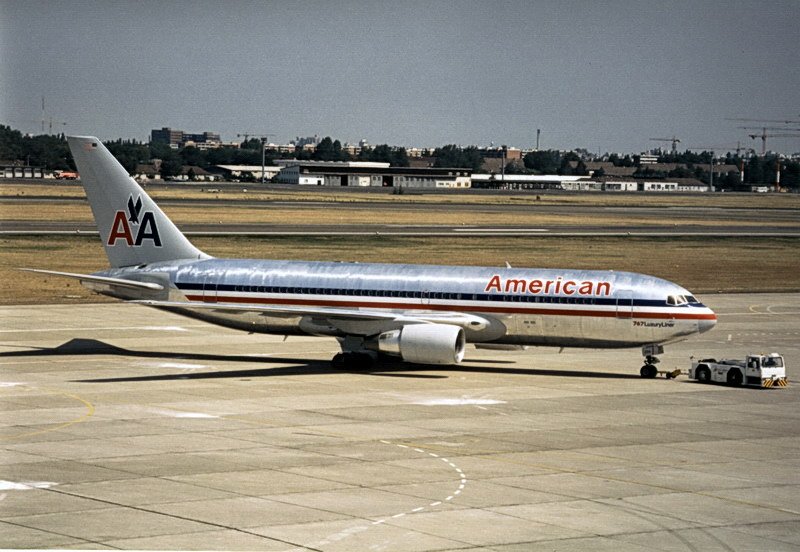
(727, 369, 743, 387)
(696, 366, 711, 383)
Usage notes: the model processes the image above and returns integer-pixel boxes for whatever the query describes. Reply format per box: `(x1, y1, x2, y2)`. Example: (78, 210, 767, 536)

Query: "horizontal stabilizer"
(20, 269, 164, 291)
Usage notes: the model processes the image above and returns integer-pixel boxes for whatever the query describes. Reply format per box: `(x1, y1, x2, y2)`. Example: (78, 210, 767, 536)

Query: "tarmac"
(1, 293, 799, 551)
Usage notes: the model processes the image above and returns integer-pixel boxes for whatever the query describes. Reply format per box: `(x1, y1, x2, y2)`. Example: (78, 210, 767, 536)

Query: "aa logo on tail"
(107, 195, 162, 247)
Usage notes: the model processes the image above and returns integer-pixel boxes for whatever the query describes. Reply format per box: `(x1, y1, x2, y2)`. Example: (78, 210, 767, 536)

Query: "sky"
(1, 0, 799, 153)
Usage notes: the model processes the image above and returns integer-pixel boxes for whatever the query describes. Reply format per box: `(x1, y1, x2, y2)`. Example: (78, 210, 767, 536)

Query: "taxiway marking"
(309, 439, 469, 549)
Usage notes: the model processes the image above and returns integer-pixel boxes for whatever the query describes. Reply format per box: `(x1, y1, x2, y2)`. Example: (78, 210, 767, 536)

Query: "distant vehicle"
(25, 135, 717, 373)
(55, 171, 79, 180)
(689, 353, 787, 387)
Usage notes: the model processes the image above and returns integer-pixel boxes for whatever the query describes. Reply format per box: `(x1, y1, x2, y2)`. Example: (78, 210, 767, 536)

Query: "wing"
(134, 299, 491, 332)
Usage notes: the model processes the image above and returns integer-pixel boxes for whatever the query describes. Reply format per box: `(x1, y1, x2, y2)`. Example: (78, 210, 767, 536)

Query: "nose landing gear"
(640, 344, 664, 378)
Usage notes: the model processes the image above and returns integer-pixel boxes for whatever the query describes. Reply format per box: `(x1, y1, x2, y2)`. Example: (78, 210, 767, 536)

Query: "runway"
(2, 221, 798, 237)
(1, 294, 800, 550)
(2, 195, 799, 237)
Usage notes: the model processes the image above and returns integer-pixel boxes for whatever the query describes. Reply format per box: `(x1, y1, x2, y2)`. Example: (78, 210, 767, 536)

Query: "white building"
(276, 161, 471, 188)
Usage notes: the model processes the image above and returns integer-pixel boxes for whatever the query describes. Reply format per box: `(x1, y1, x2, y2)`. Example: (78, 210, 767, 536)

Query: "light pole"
(260, 137, 266, 185)
(237, 133, 274, 184)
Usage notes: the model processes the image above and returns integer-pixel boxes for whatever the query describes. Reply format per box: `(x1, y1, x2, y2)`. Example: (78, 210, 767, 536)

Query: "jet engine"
(377, 324, 465, 365)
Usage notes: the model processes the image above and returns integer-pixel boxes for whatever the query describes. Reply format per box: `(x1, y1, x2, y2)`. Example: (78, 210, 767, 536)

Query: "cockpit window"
(667, 295, 689, 306)
(686, 295, 698, 303)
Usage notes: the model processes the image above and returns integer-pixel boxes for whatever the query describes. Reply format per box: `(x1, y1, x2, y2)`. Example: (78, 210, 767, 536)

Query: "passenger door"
(616, 289, 633, 319)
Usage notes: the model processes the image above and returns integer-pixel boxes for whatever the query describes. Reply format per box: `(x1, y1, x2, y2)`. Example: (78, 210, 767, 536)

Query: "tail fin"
(67, 136, 209, 268)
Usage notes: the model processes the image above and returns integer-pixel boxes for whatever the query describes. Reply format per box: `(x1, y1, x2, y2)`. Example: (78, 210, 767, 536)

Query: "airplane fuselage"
(93, 258, 716, 349)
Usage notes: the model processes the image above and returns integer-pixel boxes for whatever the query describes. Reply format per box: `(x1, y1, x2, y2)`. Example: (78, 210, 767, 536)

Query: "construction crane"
(44, 117, 67, 134)
(236, 133, 275, 184)
(738, 127, 800, 155)
(726, 117, 800, 125)
(40, 96, 67, 134)
(649, 136, 681, 153)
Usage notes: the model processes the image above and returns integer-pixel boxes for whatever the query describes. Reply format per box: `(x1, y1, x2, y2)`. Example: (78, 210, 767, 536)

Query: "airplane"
(25, 136, 717, 376)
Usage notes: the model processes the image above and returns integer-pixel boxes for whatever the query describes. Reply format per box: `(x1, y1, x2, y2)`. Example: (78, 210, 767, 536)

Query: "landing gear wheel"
(640, 364, 657, 378)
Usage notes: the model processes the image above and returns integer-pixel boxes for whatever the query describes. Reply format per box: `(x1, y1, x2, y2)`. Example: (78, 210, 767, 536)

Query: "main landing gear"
(332, 336, 377, 370)
(640, 344, 664, 378)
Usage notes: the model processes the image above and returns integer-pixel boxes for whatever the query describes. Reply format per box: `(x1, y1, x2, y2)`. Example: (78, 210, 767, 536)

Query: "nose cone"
(698, 309, 717, 334)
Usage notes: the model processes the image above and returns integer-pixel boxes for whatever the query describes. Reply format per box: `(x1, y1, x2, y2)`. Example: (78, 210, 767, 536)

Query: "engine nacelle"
(377, 324, 466, 365)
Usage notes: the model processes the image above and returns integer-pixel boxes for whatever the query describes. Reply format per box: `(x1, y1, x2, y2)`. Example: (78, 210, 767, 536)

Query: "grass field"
(3, 198, 799, 228)
(2, 234, 798, 305)
(4, 182, 800, 208)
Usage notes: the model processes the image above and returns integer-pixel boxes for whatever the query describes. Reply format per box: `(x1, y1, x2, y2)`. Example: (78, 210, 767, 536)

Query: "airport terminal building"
(275, 161, 472, 188)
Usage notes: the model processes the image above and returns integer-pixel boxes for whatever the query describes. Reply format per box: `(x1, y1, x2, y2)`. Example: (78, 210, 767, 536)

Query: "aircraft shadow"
(1, 338, 639, 382)
(0, 338, 442, 382)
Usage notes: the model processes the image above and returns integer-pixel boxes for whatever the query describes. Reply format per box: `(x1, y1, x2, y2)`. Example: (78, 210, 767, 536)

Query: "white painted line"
(413, 397, 507, 406)
(430, 501, 442, 507)
(149, 362, 207, 370)
(412, 507, 425, 513)
(142, 325, 189, 332)
(453, 228, 548, 232)
(391, 513, 406, 519)
(0, 480, 57, 491)
(149, 408, 219, 419)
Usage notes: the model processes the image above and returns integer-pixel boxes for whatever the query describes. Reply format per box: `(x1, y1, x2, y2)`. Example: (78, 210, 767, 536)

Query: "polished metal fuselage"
(92, 257, 717, 349)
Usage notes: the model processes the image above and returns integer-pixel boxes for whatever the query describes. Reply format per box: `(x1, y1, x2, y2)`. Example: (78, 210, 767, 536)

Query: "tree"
(313, 137, 338, 161)
(106, 139, 150, 174)
(157, 149, 182, 179)
(746, 156, 765, 184)
(523, 150, 560, 173)
(782, 160, 800, 190)
(180, 146, 205, 167)
(0, 125, 24, 161)
(362, 144, 410, 166)
(432, 145, 483, 170)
